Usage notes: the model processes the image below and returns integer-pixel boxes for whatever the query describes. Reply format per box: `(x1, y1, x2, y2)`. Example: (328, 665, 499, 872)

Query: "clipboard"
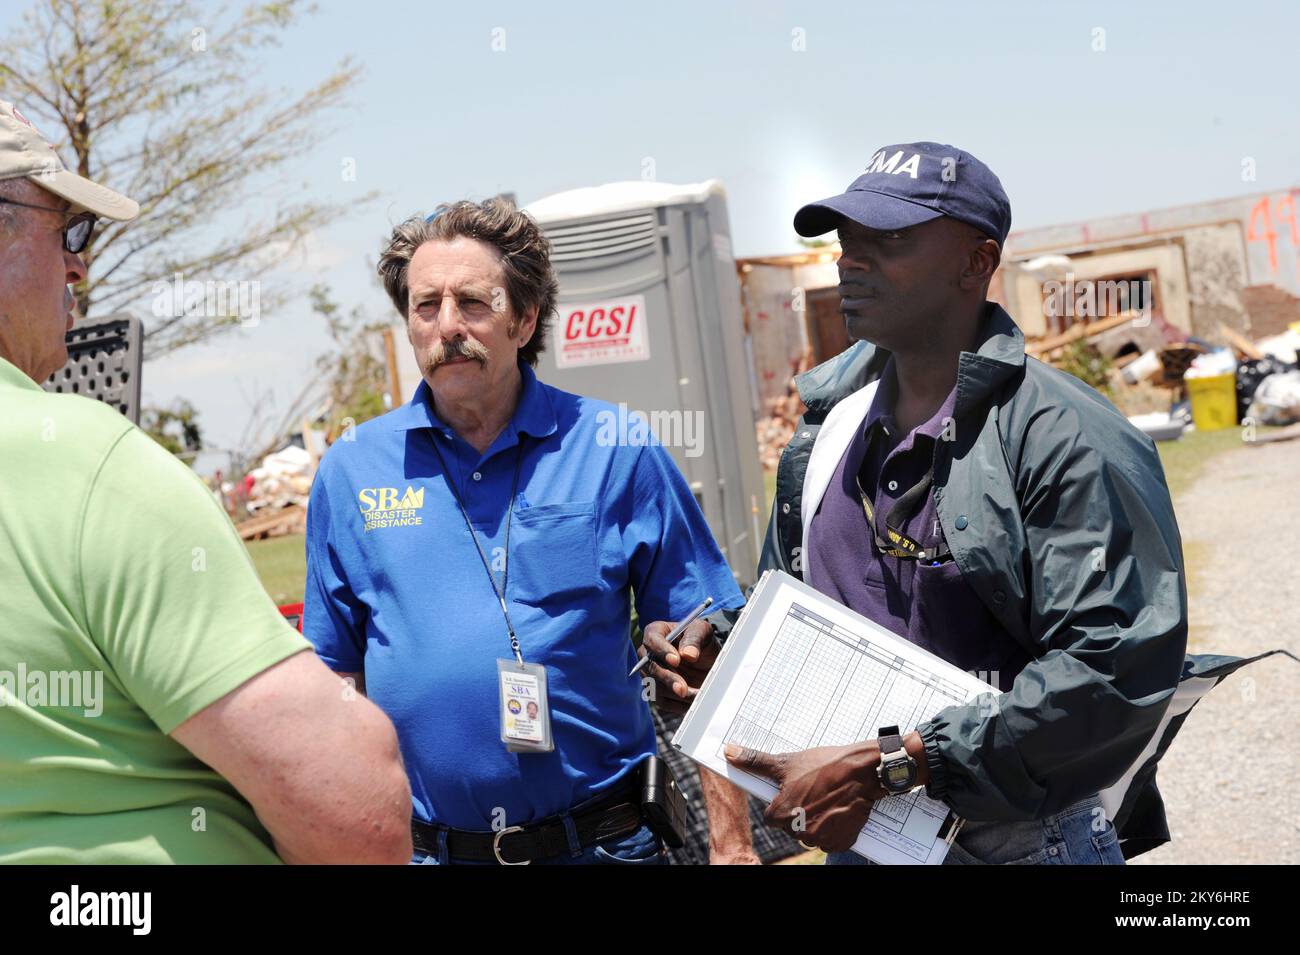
(673, 570, 995, 864)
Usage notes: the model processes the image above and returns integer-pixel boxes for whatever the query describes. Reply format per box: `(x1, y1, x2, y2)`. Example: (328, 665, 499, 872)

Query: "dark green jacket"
(747, 303, 1192, 853)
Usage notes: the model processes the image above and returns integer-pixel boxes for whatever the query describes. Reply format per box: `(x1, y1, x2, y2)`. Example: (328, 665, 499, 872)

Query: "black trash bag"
(1236, 356, 1297, 420)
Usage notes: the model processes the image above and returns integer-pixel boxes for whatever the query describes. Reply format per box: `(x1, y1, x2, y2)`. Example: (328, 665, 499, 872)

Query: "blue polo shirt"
(304, 361, 744, 830)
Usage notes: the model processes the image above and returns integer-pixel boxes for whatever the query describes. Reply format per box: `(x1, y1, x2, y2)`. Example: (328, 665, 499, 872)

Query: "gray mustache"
(430, 337, 490, 368)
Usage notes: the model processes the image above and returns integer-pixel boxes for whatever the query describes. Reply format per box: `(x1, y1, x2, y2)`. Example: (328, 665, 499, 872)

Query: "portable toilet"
(525, 180, 764, 586)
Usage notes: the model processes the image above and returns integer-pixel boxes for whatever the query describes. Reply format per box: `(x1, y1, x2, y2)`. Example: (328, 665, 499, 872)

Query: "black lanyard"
(429, 436, 527, 664)
(855, 425, 951, 563)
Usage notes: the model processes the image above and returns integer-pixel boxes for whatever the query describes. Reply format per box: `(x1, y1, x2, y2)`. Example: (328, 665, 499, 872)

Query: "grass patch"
(1153, 426, 1252, 500)
(246, 532, 307, 606)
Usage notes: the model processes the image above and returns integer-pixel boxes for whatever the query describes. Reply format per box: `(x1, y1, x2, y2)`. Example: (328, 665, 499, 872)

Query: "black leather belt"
(411, 779, 645, 865)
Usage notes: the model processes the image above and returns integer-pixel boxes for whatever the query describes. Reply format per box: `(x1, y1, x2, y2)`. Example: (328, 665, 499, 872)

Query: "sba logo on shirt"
(358, 486, 425, 532)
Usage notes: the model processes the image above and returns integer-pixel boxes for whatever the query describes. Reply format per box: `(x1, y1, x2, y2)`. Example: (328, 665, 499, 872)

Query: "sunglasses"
(0, 196, 97, 253)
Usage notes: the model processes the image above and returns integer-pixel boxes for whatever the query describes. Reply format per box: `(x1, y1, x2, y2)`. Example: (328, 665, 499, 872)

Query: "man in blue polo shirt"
(305, 197, 744, 865)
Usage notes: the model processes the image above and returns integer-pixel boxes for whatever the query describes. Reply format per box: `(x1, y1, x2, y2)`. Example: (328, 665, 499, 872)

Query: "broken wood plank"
(1026, 312, 1135, 357)
(237, 504, 306, 541)
(1217, 322, 1265, 361)
(1114, 351, 1142, 368)
(1245, 422, 1300, 445)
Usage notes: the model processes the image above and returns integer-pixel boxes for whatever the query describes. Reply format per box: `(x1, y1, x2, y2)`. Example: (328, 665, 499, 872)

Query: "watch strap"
(878, 725, 903, 756)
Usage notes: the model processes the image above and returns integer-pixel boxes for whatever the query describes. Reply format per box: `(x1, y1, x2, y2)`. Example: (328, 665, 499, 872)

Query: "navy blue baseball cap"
(794, 142, 1012, 246)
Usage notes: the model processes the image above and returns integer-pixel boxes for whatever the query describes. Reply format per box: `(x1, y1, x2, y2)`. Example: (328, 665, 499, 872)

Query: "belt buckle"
(492, 825, 530, 866)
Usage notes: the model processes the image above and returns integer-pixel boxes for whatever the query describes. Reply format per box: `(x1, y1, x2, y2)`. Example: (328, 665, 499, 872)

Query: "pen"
(628, 596, 714, 678)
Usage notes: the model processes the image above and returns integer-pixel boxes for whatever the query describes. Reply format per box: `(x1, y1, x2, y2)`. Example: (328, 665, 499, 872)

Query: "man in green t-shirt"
(0, 99, 412, 864)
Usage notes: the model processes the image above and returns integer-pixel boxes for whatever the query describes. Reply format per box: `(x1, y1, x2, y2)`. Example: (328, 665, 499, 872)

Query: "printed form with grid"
(674, 570, 996, 864)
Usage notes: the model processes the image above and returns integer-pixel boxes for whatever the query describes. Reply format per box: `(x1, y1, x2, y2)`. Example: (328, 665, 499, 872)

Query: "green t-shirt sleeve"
(78, 427, 309, 734)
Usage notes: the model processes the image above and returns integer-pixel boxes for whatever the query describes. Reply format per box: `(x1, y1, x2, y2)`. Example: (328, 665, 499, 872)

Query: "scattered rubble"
(1246, 370, 1300, 426)
(221, 443, 316, 540)
(752, 316, 1300, 468)
(1128, 411, 1185, 442)
(237, 504, 306, 541)
(754, 348, 811, 471)
(244, 445, 314, 514)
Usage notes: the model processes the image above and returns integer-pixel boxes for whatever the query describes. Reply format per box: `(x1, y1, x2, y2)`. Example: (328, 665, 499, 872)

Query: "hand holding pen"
(631, 597, 718, 716)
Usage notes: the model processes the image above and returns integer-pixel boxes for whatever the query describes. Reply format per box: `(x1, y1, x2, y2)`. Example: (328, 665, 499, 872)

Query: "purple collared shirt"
(806, 360, 1030, 692)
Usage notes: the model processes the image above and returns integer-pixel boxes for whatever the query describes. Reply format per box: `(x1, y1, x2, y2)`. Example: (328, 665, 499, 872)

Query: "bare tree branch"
(0, 0, 376, 358)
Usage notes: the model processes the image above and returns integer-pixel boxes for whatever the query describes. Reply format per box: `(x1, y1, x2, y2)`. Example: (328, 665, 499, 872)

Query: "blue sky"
(9, 0, 1299, 470)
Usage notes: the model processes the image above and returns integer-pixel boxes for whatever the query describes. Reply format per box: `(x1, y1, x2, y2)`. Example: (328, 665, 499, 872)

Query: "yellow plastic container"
(1186, 372, 1238, 431)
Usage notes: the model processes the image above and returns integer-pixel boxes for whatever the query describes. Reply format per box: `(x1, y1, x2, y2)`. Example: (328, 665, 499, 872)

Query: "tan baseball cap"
(0, 99, 138, 221)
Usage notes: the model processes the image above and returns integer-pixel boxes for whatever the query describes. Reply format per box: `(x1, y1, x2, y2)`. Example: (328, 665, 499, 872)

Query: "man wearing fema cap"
(0, 100, 412, 863)
(723, 142, 1188, 864)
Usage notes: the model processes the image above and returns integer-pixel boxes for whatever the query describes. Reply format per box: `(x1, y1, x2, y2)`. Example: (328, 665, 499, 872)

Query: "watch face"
(881, 757, 917, 792)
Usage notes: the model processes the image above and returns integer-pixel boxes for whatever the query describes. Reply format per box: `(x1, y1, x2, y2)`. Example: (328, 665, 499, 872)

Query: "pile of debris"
(754, 348, 812, 471)
(1029, 312, 1300, 443)
(244, 445, 314, 513)
(751, 313, 1300, 468)
(228, 443, 316, 540)
(236, 504, 306, 541)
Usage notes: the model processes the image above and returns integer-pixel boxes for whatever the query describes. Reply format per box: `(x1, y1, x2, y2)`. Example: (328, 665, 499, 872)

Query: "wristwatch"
(876, 725, 918, 794)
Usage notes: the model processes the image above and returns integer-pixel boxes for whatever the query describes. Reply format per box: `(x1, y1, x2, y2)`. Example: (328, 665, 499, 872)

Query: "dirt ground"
(1130, 435, 1300, 865)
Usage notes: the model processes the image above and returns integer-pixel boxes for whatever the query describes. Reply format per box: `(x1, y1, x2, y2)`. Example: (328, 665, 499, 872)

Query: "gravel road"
(1130, 435, 1300, 865)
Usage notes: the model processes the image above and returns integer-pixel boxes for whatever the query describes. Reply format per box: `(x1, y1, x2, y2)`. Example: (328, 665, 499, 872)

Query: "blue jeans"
(826, 793, 1126, 865)
(411, 821, 666, 866)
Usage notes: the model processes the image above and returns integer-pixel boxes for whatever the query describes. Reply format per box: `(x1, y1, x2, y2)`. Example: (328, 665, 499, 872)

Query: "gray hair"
(376, 196, 558, 367)
(0, 178, 28, 234)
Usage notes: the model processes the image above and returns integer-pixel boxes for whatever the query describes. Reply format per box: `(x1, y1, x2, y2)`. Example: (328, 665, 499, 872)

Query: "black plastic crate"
(42, 312, 143, 424)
